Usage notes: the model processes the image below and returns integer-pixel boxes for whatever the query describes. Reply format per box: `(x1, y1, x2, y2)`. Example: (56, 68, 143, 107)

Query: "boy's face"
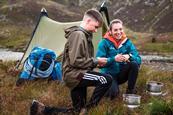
(87, 19, 100, 33)
(110, 23, 123, 40)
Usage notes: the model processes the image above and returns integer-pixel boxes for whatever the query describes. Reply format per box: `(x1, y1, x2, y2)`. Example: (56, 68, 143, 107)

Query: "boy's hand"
(97, 57, 107, 67)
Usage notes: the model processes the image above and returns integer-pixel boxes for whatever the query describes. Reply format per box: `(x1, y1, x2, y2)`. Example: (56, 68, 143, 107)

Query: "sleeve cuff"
(92, 58, 98, 67)
(129, 53, 132, 60)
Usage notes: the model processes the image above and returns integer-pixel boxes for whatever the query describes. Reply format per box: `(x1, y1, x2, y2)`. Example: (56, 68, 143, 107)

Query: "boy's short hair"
(109, 19, 123, 30)
(84, 9, 103, 27)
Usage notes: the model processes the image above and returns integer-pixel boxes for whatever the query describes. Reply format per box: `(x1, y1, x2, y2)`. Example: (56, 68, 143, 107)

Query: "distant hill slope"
(48, 0, 173, 33)
(107, 0, 173, 33)
(1, 0, 173, 33)
(0, 0, 83, 25)
(0, 0, 173, 52)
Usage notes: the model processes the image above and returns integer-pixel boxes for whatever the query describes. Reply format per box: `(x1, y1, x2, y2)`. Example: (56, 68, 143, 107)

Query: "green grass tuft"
(146, 98, 172, 115)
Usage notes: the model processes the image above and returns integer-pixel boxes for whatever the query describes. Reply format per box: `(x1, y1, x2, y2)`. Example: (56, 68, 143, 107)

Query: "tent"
(16, 5, 110, 68)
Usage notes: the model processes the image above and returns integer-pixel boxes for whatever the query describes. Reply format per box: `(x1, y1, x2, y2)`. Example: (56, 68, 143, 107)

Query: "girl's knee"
(130, 61, 139, 69)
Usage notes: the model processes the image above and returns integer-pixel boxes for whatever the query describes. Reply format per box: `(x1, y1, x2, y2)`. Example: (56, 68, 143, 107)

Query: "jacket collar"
(103, 32, 128, 48)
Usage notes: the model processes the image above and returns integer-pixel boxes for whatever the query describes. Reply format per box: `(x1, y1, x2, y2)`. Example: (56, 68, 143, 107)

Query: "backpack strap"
(28, 58, 38, 79)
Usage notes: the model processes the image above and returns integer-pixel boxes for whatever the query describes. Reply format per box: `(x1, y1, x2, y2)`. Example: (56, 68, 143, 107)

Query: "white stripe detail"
(83, 75, 96, 80)
(85, 73, 107, 84)
(83, 73, 107, 84)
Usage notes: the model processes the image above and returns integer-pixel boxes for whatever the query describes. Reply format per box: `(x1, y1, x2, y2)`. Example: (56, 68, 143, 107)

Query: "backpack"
(19, 47, 62, 80)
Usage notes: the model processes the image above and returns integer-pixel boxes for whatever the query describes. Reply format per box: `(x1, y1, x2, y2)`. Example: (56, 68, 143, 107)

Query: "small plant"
(147, 98, 173, 115)
(169, 98, 173, 112)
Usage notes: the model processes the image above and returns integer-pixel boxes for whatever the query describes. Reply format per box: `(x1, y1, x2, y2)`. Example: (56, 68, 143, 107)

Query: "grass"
(141, 42, 173, 53)
(0, 61, 173, 115)
(0, 0, 8, 7)
(124, 28, 173, 54)
(143, 98, 173, 115)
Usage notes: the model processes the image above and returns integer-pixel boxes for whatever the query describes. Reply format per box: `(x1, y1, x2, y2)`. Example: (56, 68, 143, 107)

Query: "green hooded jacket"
(62, 26, 97, 89)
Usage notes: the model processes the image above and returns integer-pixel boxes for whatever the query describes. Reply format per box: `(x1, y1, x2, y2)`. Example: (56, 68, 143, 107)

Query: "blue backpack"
(19, 47, 62, 81)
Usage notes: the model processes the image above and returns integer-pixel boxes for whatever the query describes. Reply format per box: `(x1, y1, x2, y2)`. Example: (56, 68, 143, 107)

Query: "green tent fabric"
(17, 6, 109, 68)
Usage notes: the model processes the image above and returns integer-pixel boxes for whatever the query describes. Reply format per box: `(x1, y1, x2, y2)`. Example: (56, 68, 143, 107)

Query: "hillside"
(0, 0, 173, 52)
(0, 0, 84, 24)
(107, 0, 173, 33)
(1, 0, 173, 32)
(52, 0, 173, 33)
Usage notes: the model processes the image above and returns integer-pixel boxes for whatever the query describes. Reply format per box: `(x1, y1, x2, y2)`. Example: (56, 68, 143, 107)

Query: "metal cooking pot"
(123, 94, 141, 108)
(146, 81, 163, 93)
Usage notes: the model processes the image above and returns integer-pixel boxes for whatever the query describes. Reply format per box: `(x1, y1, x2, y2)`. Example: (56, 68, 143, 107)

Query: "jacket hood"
(64, 26, 92, 39)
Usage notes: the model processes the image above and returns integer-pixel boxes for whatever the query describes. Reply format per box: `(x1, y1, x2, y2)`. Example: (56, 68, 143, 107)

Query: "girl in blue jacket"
(96, 19, 141, 99)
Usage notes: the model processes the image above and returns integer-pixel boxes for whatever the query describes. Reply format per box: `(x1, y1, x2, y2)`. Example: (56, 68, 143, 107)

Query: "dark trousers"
(43, 71, 112, 114)
(71, 71, 112, 111)
(105, 61, 139, 99)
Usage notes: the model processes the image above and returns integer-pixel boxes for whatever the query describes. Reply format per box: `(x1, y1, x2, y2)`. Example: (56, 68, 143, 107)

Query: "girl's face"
(110, 23, 123, 40)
